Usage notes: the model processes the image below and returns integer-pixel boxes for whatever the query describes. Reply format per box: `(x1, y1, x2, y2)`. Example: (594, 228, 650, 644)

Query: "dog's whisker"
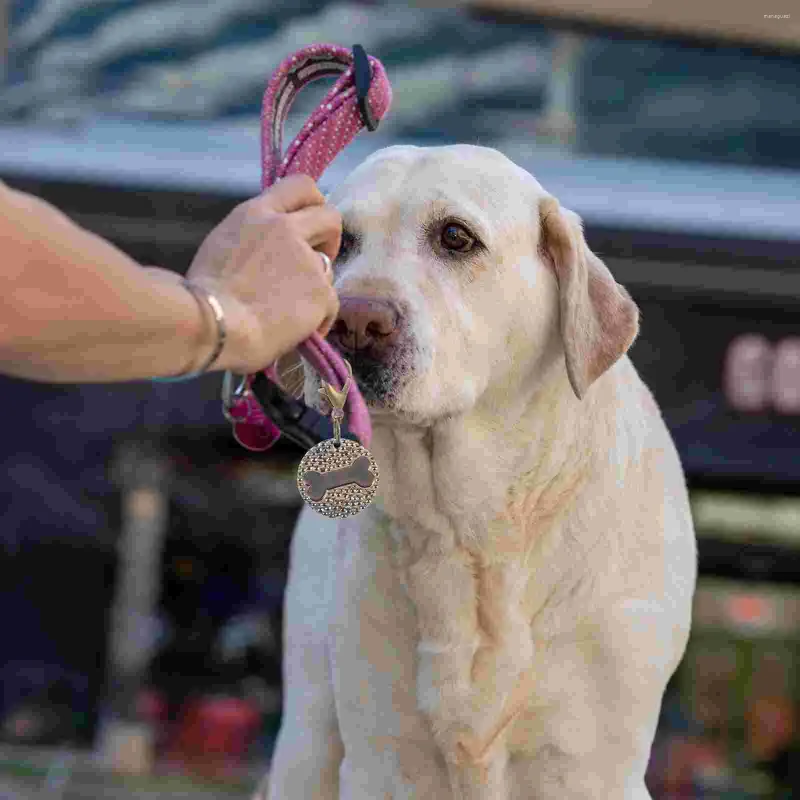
(281, 362, 306, 378)
(283, 373, 306, 390)
(279, 373, 306, 400)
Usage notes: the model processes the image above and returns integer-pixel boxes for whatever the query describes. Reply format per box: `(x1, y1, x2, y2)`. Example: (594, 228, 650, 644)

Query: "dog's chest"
(323, 501, 682, 799)
(327, 512, 422, 735)
(326, 510, 581, 777)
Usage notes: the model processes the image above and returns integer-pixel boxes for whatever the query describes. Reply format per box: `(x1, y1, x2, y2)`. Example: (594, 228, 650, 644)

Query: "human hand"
(185, 174, 341, 374)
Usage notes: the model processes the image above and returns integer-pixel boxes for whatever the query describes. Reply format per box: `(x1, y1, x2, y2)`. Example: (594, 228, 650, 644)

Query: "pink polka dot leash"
(222, 44, 392, 454)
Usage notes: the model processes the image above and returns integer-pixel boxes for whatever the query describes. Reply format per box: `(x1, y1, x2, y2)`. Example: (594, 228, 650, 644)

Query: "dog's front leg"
(257, 507, 344, 800)
(261, 714, 343, 800)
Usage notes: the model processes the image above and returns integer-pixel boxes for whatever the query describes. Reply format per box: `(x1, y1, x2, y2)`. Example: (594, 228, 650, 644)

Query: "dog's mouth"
(304, 349, 442, 429)
(346, 352, 396, 406)
(323, 340, 416, 416)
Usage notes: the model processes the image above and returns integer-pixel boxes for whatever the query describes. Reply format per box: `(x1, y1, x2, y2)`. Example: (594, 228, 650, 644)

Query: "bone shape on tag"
(303, 455, 375, 501)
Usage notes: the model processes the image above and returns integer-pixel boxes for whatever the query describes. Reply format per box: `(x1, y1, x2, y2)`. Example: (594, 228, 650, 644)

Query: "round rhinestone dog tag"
(297, 361, 379, 519)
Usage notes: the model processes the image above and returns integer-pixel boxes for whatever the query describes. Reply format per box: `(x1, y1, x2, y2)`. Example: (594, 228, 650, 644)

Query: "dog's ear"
(539, 196, 639, 400)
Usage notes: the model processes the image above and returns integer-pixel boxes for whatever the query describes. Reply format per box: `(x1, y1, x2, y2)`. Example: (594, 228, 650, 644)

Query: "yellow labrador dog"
(260, 145, 697, 800)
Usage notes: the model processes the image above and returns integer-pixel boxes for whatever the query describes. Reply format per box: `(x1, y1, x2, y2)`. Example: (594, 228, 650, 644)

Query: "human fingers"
(316, 282, 341, 339)
(256, 173, 326, 214)
(288, 204, 343, 265)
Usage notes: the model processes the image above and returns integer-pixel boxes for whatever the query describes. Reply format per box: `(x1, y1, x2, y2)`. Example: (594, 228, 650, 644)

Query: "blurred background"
(0, 0, 799, 797)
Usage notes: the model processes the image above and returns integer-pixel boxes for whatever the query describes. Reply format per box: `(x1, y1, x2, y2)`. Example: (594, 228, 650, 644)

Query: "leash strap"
(224, 44, 392, 452)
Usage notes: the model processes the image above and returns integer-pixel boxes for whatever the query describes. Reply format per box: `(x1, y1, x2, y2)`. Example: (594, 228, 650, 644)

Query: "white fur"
(261, 145, 697, 800)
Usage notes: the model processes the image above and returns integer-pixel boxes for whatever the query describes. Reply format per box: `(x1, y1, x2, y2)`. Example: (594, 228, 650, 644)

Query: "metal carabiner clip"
(221, 370, 250, 423)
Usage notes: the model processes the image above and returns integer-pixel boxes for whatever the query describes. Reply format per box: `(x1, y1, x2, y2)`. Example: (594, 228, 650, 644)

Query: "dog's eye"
(440, 223, 476, 253)
(337, 229, 357, 262)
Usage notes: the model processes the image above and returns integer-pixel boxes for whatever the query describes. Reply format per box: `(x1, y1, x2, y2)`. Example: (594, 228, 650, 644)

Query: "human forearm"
(0, 184, 251, 383)
(0, 175, 341, 384)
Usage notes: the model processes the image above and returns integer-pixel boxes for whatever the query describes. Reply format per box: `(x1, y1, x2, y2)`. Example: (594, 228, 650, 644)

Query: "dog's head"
(314, 144, 638, 423)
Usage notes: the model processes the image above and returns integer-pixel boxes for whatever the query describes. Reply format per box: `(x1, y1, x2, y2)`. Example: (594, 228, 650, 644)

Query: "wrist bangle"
(152, 279, 227, 383)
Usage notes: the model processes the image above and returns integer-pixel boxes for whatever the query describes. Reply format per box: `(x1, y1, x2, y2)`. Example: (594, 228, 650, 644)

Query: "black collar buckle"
(249, 373, 359, 452)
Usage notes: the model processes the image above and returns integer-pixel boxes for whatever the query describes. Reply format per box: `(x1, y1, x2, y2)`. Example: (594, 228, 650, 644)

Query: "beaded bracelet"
(152, 279, 227, 383)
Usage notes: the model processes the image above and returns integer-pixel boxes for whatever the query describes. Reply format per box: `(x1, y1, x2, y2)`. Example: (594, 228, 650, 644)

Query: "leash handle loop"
(261, 43, 391, 189)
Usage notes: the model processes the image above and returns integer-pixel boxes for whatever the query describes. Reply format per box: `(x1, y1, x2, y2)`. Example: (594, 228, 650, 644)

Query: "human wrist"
(139, 268, 225, 379)
(147, 272, 217, 378)
(151, 270, 278, 379)
(182, 278, 267, 375)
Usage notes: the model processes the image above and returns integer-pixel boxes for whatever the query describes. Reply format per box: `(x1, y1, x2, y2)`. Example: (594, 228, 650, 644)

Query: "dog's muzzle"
(327, 295, 408, 404)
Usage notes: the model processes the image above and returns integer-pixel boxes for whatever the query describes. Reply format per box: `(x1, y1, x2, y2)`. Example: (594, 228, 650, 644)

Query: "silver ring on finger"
(318, 251, 332, 278)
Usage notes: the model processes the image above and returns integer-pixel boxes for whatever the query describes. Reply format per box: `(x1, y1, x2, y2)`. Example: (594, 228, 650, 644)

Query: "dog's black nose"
(329, 296, 400, 356)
